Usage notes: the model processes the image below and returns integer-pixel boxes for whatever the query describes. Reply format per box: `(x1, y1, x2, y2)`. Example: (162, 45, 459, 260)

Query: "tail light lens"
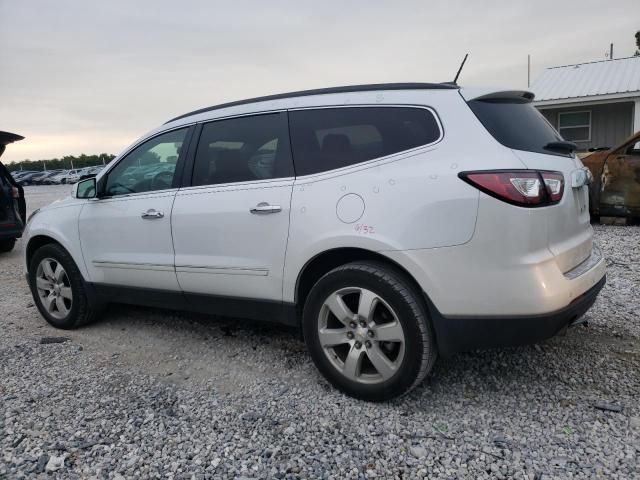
(11, 187, 20, 199)
(541, 172, 564, 203)
(459, 170, 564, 207)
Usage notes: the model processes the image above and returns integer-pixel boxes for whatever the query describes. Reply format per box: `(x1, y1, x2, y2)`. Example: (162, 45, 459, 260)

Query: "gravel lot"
(1, 185, 639, 479)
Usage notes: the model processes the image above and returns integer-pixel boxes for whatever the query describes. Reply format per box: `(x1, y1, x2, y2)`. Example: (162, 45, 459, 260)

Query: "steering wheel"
(151, 170, 173, 190)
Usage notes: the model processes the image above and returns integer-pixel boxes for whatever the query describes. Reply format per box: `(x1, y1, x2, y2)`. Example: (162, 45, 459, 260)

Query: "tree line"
(7, 153, 116, 172)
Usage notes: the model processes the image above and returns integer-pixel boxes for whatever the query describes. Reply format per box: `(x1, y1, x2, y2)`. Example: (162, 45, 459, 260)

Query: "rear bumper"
(0, 222, 23, 239)
(429, 275, 606, 356)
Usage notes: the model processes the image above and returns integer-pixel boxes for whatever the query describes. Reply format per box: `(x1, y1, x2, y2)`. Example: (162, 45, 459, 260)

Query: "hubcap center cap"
(353, 326, 368, 343)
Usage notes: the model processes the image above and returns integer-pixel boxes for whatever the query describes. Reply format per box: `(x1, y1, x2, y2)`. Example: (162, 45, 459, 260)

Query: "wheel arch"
(25, 234, 85, 274)
(26, 235, 64, 269)
(294, 247, 427, 316)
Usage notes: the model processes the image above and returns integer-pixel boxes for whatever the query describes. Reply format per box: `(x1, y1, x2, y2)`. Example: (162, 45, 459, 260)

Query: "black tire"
(303, 261, 437, 401)
(0, 238, 16, 253)
(28, 243, 100, 329)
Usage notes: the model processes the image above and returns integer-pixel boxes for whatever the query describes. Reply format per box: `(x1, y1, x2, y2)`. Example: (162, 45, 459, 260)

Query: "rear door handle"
(141, 209, 164, 219)
(250, 202, 282, 214)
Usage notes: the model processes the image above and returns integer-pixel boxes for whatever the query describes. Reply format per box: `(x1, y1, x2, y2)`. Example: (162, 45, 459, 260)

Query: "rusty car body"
(582, 131, 640, 220)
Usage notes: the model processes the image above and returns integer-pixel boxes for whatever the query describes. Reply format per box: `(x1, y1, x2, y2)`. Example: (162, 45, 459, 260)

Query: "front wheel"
(29, 243, 100, 329)
(303, 261, 437, 401)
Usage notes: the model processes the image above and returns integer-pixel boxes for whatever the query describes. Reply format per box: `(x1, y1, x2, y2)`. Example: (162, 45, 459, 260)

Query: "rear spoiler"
(459, 89, 535, 103)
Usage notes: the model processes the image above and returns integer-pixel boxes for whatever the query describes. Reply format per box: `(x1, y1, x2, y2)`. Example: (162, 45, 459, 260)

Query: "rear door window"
(191, 112, 293, 186)
(289, 107, 441, 176)
(467, 99, 567, 156)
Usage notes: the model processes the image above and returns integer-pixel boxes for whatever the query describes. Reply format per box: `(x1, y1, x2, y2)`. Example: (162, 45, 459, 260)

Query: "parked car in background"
(0, 131, 26, 252)
(62, 169, 84, 184)
(43, 170, 69, 185)
(11, 170, 37, 182)
(23, 83, 606, 400)
(79, 165, 105, 181)
(16, 171, 42, 186)
(582, 131, 640, 221)
(32, 170, 64, 185)
(26, 171, 50, 185)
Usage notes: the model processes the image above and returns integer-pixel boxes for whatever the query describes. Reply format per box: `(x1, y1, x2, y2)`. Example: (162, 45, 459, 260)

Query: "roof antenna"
(452, 53, 469, 85)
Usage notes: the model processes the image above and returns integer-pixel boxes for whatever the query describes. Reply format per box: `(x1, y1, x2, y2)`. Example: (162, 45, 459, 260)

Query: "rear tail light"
(541, 172, 564, 203)
(459, 170, 564, 207)
(11, 187, 20, 199)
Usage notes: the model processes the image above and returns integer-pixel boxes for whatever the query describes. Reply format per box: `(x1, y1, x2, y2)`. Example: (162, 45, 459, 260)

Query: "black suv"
(0, 132, 26, 252)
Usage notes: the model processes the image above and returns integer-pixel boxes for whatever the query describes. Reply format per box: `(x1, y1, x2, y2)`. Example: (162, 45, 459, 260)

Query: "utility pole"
(527, 54, 531, 88)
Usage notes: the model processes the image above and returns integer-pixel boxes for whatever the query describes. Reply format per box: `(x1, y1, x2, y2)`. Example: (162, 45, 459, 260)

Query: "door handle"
(250, 202, 282, 214)
(141, 209, 164, 219)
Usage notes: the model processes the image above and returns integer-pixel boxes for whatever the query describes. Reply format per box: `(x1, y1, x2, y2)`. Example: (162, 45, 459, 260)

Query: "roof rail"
(165, 82, 458, 124)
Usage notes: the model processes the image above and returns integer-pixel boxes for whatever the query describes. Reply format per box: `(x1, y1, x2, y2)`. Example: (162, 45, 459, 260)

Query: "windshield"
(467, 99, 568, 157)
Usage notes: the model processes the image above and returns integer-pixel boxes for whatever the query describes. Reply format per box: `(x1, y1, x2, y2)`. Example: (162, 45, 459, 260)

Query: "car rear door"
(0, 132, 26, 232)
(0, 167, 15, 224)
(171, 111, 294, 312)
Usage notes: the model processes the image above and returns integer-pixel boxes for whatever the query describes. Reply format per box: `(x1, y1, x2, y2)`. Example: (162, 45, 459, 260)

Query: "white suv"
(23, 83, 606, 400)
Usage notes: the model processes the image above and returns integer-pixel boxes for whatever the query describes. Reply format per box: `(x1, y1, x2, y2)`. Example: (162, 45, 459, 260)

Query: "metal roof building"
(531, 56, 640, 151)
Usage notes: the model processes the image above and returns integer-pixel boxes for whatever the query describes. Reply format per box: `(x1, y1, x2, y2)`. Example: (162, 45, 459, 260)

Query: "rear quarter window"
(289, 107, 441, 176)
(467, 99, 568, 156)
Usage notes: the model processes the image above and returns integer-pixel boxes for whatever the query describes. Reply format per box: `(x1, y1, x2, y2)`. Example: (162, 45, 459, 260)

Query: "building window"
(558, 111, 591, 142)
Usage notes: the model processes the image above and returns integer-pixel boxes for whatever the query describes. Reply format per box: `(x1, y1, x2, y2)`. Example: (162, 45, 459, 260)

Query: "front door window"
(105, 128, 188, 196)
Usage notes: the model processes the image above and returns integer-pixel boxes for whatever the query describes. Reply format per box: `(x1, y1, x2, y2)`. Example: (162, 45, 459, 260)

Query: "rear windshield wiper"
(544, 141, 577, 153)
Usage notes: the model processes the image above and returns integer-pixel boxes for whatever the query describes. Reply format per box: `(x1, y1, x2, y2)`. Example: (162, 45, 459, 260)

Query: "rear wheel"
(0, 238, 16, 252)
(29, 243, 99, 329)
(303, 261, 437, 401)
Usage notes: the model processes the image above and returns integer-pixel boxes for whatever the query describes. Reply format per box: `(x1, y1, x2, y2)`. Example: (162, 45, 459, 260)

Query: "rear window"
(289, 107, 441, 176)
(467, 99, 567, 156)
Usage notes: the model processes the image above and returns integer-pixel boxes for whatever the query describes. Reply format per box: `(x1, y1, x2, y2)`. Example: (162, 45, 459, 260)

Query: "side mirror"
(75, 177, 97, 199)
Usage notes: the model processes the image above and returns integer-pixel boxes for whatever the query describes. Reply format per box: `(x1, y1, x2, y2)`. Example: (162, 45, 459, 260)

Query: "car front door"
(79, 126, 192, 291)
(600, 137, 640, 217)
(171, 112, 294, 312)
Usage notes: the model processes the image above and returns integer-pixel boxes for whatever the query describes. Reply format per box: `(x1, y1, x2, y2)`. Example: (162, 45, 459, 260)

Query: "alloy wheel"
(318, 287, 405, 384)
(35, 258, 73, 320)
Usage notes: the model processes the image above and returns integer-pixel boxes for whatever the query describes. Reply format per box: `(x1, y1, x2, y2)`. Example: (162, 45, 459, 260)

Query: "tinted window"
(105, 128, 188, 196)
(467, 99, 567, 156)
(289, 107, 441, 175)
(192, 112, 293, 186)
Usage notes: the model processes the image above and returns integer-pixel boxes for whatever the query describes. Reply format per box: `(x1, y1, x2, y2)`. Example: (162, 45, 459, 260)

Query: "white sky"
(1, 0, 639, 163)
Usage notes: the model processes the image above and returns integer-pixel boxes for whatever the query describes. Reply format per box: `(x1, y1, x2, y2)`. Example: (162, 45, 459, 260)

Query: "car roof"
(165, 82, 459, 124)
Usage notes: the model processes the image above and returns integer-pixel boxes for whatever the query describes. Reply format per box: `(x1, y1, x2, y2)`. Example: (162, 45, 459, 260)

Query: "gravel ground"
(1, 185, 639, 479)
